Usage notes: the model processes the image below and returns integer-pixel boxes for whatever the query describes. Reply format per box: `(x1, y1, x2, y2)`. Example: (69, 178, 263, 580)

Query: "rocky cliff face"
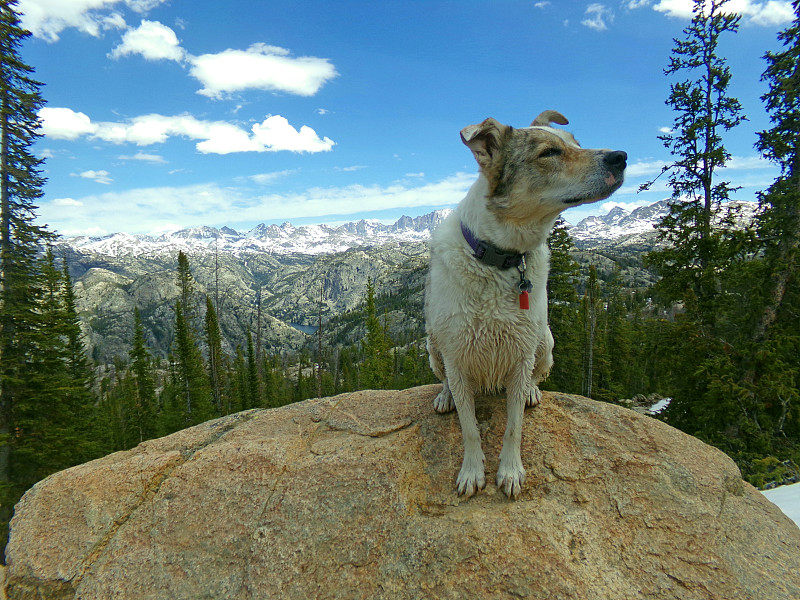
(6, 386, 799, 599)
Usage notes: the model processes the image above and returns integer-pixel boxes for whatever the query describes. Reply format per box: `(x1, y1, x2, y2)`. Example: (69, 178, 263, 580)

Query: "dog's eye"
(538, 147, 562, 159)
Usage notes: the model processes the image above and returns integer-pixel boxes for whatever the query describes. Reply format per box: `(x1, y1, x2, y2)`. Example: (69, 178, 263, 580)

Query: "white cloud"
(76, 169, 113, 184)
(18, 0, 168, 42)
(39, 173, 474, 235)
(623, 155, 774, 180)
(652, 0, 794, 25)
(38, 107, 335, 154)
(108, 19, 185, 61)
(601, 200, 630, 212)
(249, 115, 335, 153)
(117, 151, 167, 163)
(248, 170, 298, 185)
(723, 155, 776, 170)
(38, 107, 95, 139)
(188, 43, 338, 99)
(534, 1, 551, 7)
(625, 159, 668, 177)
(335, 165, 368, 172)
(53, 197, 83, 206)
(582, 4, 615, 30)
(105, 20, 338, 98)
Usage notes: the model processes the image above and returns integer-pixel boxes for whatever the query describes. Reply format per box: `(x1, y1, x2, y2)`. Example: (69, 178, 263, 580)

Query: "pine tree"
(205, 296, 226, 414)
(0, 0, 58, 547)
(129, 308, 156, 443)
(360, 278, 392, 389)
(723, 0, 800, 471)
(581, 265, 602, 398)
(643, 0, 746, 329)
(245, 329, 260, 408)
(168, 250, 213, 426)
(604, 267, 634, 400)
(231, 346, 247, 413)
(753, 0, 800, 342)
(176, 250, 195, 316)
(543, 219, 582, 394)
(171, 299, 213, 426)
(10, 250, 98, 513)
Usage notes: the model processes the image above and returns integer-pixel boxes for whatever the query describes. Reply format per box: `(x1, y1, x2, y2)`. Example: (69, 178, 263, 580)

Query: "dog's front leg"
(529, 329, 553, 408)
(497, 360, 534, 499)
(445, 359, 485, 497)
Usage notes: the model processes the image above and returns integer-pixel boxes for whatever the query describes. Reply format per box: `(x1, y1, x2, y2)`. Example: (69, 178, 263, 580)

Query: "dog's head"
(461, 111, 626, 223)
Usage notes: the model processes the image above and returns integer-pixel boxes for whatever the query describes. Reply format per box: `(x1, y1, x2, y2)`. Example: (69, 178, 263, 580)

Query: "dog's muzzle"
(562, 150, 627, 205)
(604, 150, 628, 171)
(603, 150, 627, 187)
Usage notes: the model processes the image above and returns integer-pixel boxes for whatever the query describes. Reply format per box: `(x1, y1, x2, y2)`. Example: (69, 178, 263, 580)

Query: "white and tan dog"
(425, 110, 626, 499)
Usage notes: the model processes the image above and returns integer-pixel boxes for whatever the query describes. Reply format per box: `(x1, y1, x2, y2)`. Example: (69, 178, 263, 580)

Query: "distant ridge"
(60, 200, 758, 258)
(567, 199, 758, 250)
(62, 209, 453, 258)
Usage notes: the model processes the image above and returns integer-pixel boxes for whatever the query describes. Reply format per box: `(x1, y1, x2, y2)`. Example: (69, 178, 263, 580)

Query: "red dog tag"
(519, 290, 529, 310)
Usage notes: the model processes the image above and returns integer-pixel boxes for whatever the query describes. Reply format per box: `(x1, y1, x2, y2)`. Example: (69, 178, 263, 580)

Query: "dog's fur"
(424, 111, 626, 499)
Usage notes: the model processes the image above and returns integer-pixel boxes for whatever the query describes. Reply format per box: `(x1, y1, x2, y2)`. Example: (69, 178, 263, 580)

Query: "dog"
(424, 110, 626, 499)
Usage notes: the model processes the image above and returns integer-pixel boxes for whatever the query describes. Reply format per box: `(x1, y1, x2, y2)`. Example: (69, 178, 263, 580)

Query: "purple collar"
(460, 222, 525, 270)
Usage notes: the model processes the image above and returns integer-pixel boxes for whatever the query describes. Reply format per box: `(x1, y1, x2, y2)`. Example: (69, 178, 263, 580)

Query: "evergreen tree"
(543, 219, 582, 394)
(167, 252, 212, 427)
(643, 0, 746, 328)
(176, 250, 195, 316)
(261, 353, 280, 408)
(128, 308, 157, 443)
(361, 278, 393, 389)
(752, 0, 800, 342)
(205, 296, 226, 414)
(245, 329, 260, 408)
(0, 1, 61, 546)
(171, 299, 214, 426)
(231, 346, 247, 414)
(604, 267, 634, 400)
(581, 265, 602, 399)
(9, 250, 98, 525)
(720, 0, 800, 472)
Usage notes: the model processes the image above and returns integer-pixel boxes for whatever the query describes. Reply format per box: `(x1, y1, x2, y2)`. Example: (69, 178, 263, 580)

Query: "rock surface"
(6, 386, 800, 599)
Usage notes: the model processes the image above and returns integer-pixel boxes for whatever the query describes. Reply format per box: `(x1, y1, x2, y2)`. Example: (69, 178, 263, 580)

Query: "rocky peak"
(6, 386, 799, 599)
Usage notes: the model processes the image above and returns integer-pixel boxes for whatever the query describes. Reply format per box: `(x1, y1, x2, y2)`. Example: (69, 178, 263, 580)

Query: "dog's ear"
(460, 118, 508, 172)
(531, 110, 569, 127)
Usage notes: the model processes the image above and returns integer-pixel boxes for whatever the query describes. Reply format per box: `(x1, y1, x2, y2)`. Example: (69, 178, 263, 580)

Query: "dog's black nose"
(604, 151, 627, 168)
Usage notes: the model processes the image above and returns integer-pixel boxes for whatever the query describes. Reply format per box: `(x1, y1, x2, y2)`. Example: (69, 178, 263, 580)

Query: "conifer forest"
(1, 0, 800, 549)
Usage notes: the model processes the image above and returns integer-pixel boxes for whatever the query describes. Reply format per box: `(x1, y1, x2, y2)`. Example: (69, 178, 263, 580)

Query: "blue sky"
(19, 0, 795, 236)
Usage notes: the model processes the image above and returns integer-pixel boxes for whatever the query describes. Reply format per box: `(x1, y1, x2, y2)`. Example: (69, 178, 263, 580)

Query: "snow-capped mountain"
(63, 210, 453, 258)
(567, 199, 758, 250)
(60, 199, 759, 259)
(58, 199, 760, 361)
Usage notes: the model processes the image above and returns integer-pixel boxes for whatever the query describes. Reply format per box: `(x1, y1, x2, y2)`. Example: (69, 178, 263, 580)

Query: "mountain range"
(65, 210, 452, 258)
(57, 199, 758, 361)
(63, 199, 759, 258)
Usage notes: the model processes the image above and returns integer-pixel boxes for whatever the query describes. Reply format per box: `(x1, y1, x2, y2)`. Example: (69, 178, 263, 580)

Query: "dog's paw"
(496, 460, 526, 500)
(526, 385, 542, 408)
(433, 388, 455, 413)
(456, 454, 486, 498)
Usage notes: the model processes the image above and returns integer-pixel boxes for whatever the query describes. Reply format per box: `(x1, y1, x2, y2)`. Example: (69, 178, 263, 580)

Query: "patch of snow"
(762, 482, 800, 530)
(649, 398, 671, 415)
